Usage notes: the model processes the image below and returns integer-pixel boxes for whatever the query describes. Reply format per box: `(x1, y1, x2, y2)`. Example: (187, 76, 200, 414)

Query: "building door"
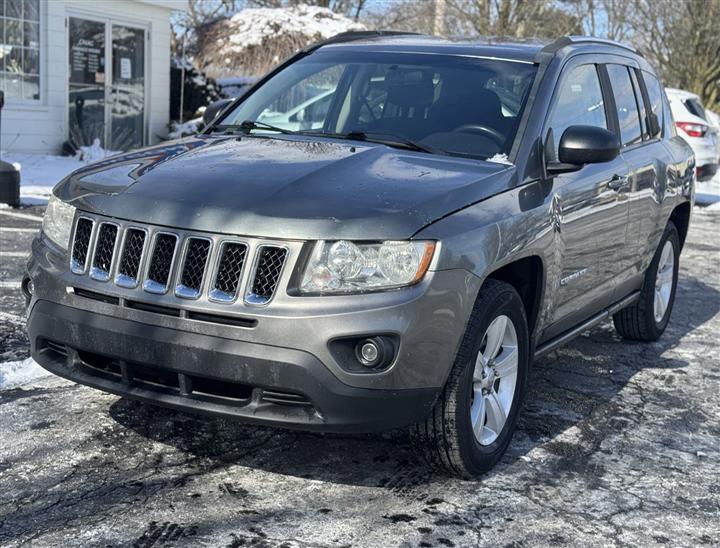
(110, 25, 145, 151)
(68, 17, 146, 151)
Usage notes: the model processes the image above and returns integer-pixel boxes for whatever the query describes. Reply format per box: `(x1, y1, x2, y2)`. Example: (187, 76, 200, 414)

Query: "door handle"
(607, 174, 629, 191)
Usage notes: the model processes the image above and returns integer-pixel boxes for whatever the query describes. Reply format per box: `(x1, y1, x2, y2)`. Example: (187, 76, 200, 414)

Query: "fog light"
(360, 341, 379, 363)
(27, 279, 34, 295)
(354, 337, 394, 369)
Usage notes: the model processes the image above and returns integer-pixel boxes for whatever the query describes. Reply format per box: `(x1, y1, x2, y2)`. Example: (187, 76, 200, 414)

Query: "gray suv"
(26, 33, 695, 477)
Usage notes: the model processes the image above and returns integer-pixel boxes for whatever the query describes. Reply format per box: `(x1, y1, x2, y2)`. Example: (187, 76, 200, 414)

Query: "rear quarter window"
(641, 71, 664, 138)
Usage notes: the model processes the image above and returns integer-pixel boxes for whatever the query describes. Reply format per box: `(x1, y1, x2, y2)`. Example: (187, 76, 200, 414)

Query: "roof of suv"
(309, 32, 640, 65)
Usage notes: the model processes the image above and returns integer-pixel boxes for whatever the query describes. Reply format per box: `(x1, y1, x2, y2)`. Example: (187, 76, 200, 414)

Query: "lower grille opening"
(186, 310, 257, 328)
(125, 300, 181, 317)
(130, 362, 180, 392)
(190, 375, 253, 401)
(261, 389, 312, 407)
(73, 287, 120, 305)
(44, 339, 68, 358)
(77, 350, 123, 379)
(52, 343, 308, 410)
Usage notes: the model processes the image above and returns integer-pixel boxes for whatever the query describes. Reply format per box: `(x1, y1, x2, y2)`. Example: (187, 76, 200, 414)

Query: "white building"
(0, 0, 185, 154)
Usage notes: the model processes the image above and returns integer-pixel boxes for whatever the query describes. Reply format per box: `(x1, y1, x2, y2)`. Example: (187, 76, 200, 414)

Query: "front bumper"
(26, 236, 480, 432)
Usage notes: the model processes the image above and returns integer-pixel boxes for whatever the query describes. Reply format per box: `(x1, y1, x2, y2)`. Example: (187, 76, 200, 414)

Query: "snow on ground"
(0, 357, 49, 390)
(695, 170, 720, 207)
(1, 151, 87, 205)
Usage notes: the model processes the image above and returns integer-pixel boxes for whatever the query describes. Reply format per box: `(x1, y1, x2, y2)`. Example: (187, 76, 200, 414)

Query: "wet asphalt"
(0, 205, 718, 547)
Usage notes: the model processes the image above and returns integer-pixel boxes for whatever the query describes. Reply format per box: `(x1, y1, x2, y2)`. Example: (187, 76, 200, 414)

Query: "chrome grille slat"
(116, 228, 147, 288)
(70, 217, 94, 274)
(176, 237, 211, 299)
(143, 233, 178, 294)
(209, 242, 247, 303)
(90, 223, 119, 281)
(247, 246, 287, 305)
(68, 214, 295, 308)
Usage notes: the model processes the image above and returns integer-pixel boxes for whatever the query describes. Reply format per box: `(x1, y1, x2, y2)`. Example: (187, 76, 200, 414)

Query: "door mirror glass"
(555, 124, 620, 167)
(203, 99, 233, 126)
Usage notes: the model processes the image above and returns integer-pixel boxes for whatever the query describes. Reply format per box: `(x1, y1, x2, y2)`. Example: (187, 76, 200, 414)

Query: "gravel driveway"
(1, 206, 718, 547)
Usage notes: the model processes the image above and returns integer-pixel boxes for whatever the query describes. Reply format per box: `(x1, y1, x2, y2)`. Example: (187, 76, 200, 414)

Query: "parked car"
(706, 109, 720, 162)
(28, 33, 694, 477)
(666, 87, 719, 181)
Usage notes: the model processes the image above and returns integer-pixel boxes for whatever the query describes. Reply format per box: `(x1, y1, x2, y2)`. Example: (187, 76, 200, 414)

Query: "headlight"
(299, 240, 435, 294)
(42, 195, 76, 250)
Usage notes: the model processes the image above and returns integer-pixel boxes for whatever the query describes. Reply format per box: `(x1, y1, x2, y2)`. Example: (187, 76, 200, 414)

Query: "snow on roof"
(221, 4, 365, 51)
(209, 4, 365, 77)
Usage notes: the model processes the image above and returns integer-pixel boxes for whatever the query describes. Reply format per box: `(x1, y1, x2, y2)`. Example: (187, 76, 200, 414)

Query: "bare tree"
(624, 0, 720, 108)
(171, 0, 242, 58)
(446, 0, 583, 39)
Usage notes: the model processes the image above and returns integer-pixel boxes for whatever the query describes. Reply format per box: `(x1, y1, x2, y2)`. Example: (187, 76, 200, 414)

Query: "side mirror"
(546, 125, 620, 175)
(202, 98, 233, 126)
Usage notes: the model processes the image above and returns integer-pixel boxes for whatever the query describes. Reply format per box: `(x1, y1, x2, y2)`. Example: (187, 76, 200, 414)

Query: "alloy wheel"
(654, 240, 675, 323)
(470, 315, 519, 446)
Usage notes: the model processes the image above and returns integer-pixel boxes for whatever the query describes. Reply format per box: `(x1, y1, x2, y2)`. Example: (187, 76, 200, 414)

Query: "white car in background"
(666, 88, 719, 181)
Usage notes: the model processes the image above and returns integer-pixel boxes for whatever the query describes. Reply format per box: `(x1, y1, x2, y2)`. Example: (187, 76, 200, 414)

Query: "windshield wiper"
(342, 131, 444, 155)
(213, 120, 296, 135)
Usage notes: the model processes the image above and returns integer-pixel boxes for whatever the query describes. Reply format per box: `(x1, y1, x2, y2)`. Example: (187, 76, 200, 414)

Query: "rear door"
(541, 58, 630, 341)
(606, 65, 673, 298)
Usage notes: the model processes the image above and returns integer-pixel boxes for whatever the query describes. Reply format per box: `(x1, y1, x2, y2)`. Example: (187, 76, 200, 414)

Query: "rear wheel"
(411, 279, 529, 477)
(613, 221, 680, 341)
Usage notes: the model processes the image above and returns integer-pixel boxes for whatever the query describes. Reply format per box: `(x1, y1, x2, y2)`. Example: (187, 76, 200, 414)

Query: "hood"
(56, 135, 514, 240)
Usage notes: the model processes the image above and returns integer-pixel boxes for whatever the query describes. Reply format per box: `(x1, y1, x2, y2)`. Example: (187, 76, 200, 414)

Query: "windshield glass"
(217, 50, 537, 159)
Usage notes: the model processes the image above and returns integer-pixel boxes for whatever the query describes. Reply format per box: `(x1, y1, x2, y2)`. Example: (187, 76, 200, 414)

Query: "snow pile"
(2, 152, 86, 204)
(76, 138, 120, 162)
(168, 117, 203, 139)
(0, 357, 50, 390)
(212, 4, 364, 76)
(222, 5, 364, 51)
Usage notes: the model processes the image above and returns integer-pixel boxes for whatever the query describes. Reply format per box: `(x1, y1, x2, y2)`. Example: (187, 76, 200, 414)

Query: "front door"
(541, 61, 630, 341)
(68, 17, 146, 151)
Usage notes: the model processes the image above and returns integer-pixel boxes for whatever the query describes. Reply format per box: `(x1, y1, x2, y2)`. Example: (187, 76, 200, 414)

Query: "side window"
(641, 71, 664, 138)
(547, 64, 607, 156)
(607, 64, 643, 146)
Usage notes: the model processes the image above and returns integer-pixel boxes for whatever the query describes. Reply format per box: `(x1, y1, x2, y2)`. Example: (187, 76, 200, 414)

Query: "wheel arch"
(669, 200, 691, 249)
(484, 255, 545, 340)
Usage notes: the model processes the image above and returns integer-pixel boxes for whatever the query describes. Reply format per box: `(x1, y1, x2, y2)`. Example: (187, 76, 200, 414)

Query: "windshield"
(217, 50, 537, 160)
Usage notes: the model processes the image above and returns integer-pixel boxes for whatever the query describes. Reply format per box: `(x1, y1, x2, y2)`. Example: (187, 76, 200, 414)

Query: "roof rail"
(301, 31, 422, 53)
(537, 35, 639, 61)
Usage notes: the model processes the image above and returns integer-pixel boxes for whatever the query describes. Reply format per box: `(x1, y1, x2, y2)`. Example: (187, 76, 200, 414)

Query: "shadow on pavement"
(109, 276, 720, 487)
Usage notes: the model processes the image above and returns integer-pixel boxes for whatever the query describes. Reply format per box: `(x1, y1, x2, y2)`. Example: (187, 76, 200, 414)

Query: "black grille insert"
(178, 238, 211, 295)
(71, 218, 93, 273)
(261, 389, 312, 407)
(211, 242, 247, 300)
(250, 246, 287, 302)
(45, 340, 68, 358)
(73, 287, 120, 305)
(91, 223, 118, 278)
(145, 233, 178, 290)
(117, 228, 146, 284)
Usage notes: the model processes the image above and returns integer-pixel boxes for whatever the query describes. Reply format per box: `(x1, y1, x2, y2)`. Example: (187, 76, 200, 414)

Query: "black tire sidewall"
(454, 286, 529, 474)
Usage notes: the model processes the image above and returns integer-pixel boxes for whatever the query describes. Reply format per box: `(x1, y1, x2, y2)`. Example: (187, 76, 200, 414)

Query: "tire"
(411, 279, 529, 478)
(613, 221, 680, 341)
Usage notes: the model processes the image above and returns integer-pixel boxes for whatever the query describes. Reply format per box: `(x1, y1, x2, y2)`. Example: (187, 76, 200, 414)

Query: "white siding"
(1, 0, 174, 154)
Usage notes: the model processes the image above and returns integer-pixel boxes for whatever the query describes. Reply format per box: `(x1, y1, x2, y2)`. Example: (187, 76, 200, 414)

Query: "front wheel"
(411, 279, 529, 477)
(613, 221, 680, 341)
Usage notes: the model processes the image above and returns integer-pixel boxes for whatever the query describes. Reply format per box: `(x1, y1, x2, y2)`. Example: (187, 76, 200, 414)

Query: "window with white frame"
(0, 0, 40, 101)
